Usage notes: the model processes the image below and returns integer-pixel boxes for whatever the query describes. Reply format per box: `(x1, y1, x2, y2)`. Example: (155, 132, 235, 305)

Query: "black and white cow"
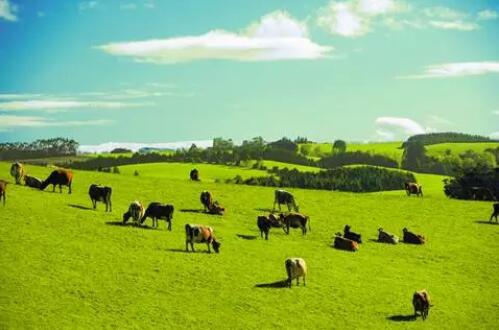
(273, 190, 299, 212)
(123, 201, 145, 225)
(88, 184, 112, 212)
(141, 202, 174, 230)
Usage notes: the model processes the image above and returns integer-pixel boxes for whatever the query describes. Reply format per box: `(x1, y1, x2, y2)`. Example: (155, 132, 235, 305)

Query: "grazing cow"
(285, 258, 307, 288)
(141, 202, 174, 230)
(405, 182, 423, 197)
(24, 175, 42, 189)
(402, 228, 425, 244)
(257, 215, 273, 240)
(123, 201, 145, 225)
(0, 180, 6, 206)
(280, 213, 310, 235)
(273, 190, 299, 212)
(268, 213, 284, 228)
(412, 290, 431, 320)
(333, 233, 358, 252)
(208, 201, 225, 215)
(378, 228, 399, 244)
(200, 191, 213, 212)
(344, 225, 362, 243)
(10, 162, 25, 185)
(490, 203, 499, 223)
(190, 169, 200, 181)
(40, 169, 73, 194)
(88, 184, 112, 212)
(185, 224, 221, 253)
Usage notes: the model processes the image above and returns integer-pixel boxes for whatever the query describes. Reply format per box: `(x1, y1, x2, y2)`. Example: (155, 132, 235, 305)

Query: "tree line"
(0, 138, 79, 161)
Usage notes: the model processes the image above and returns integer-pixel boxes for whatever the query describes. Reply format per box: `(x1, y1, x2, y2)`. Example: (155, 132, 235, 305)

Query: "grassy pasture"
(425, 142, 499, 158)
(0, 162, 497, 329)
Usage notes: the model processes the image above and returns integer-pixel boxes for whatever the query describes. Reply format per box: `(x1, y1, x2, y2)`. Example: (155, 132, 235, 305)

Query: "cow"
(280, 212, 310, 235)
(200, 191, 213, 212)
(273, 190, 299, 212)
(412, 289, 431, 320)
(0, 180, 6, 206)
(333, 233, 358, 252)
(490, 203, 499, 223)
(257, 216, 273, 240)
(402, 228, 425, 244)
(190, 169, 200, 181)
(123, 201, 145, 225)
(140, 202, 174, 230)
(185, 224, 221, 253)
(285, 258, 307, 288)
(471, 187, 494, 201)
(10, 162, 25, 185)
(405, 182, 423, 197)
(88, 184, 112, 212)
(24, 175, 42, 189)
(208, 201, 225, 215)
(343, 225, 362, 243)
(378, 228, 399, 244)
(40, 169, 73, 194)
(268, 213, 284, 228)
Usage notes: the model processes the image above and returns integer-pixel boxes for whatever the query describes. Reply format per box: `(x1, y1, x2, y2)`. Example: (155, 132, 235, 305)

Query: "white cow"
(285, 258, 307, 288)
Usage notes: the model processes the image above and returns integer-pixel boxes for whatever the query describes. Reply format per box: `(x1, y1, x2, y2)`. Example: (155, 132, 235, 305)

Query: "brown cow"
(185, 224, 221, 253)
(0, 180, 6, 206)
(405, 182, 423, 197)
(333, 233, 358, 252)
(413, 289, 431, 320)
(280, 213, 310, 235)
(40, 169, 73, 194)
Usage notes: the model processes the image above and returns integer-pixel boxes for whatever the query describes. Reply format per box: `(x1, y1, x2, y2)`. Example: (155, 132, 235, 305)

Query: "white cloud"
(490, 132, 499, 139)
(422, 6, 466, 20)
(399, 61, 499, 79)
(0, 99, 145, 112)
(120, 3, 137, 10)
(79, 1, 99, 11)
(0, 0, 17, 21)
(429, 20, 478, 31)
(97, 11, 332, 63)
(375, 117, 426, 140)
(0, 115, 112, 131)
(477, 10, 498, 21)
(79, 140, 213, 153)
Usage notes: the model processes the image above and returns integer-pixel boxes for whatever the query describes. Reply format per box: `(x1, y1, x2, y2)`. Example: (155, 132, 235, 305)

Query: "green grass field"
(426, 142, 499, 158)
(0, 161, 497, 329)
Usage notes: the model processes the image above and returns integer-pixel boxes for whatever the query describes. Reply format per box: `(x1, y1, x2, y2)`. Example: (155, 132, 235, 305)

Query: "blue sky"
(0, 0, 498, 146)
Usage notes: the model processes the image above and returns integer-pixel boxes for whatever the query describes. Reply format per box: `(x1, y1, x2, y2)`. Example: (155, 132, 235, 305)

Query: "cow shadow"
(105, 221, 155, 230)
(255, 279, 289, 289)
(387, 314, 417, 322)
(68, 204, 93, 211)
(254, 208, 275, 213)
(237, 234, 258, 240)
(474, 220, 498, 225)
(165, 248, 191, 254)
(180, 209, 204, 214)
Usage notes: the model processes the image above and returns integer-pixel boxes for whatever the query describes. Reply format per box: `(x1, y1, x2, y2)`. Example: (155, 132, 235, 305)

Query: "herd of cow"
(3, 162, 499, 321)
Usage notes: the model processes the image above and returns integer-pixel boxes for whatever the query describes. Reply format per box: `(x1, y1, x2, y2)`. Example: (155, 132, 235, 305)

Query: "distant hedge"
(228, 166, 416, 193)
(406, 132, 495, 146)
(318, 151, 398, 169)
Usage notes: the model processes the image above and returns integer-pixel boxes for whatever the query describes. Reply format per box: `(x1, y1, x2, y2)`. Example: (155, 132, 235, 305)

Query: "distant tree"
(294, 136, 309, 144)
(401, 141, 427, 171)
(111, 148, 132, 154)
(267, 137, 297, 152)
(332, 140, 347, 153)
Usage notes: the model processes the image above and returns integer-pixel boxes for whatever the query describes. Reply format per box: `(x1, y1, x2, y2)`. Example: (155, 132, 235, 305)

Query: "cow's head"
(402, 227, 408, 233)
(378, 227, 383, 233)
(212, 239, 221, 253)
(344, 225, 351, 232)
(122, 212, 129, 222)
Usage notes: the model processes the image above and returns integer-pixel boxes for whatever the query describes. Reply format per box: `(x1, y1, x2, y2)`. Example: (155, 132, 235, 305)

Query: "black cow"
(490, 203, 499, 223)
(280, 213, 310, 235)
(141, 202, 174, 230)
(190, 169, 200, 181)
(405, 182, 423, 197)
(402, 228, 425, 244)
(257, 216, 272, 240)
(24, 175, 42, 189)
(88, 184, 112, 212)
(343, 225, 362, 243)
(273, 190, 299, 212)
(413, 290, 431, 321)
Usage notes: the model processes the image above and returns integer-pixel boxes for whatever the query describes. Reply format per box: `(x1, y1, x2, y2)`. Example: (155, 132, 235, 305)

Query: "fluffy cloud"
(317, 0, 404, 37)
(428, 20, 478, 31)
(0, 0, 17, 21)
(375, 117, 426, 135)
(422, 6, 466, 20)
(477, 10, 498, 21)
(78, 1, 99, 11)
(399, 61, 499, 79)
(97, 11, 332, 63)
(0, 115, 112, 131)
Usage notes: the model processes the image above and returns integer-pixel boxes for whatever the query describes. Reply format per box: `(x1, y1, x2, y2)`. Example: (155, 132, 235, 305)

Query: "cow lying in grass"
(24, 175, 42, 189)
(200, 191, 225, 215)
(490, 203, 499, 223)
(0, 180, 6, 206)
(185, 224, 221, 253)
(280, 213, 310, 235)
(333, 233, 358, 252)
(40, 169, 73, 194)
(343, 225, 362, 243)
(405, 182, 423, 197)
(378, 228, 399, 244)
(403, 228, 425, 244)
(123, 201, 145, 225)
(141, 202, 174, 230)
(285, 258, 307, 288)
(413, 289, 431, 320)
(88, 184, 112, 212)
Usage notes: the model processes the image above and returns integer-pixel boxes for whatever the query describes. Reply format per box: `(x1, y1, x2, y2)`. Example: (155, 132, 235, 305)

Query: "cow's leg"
(92, 200, 96, 210)
(167, 219, 172, 231)
(108, 198, 112, 212)
(207, 243, 211, 253)
(59, 185, 62, 193)
(265, 230, 268, 240)
(190, 242, 195, 252)
(68, 183, 72, 194)
(303, 275, 306, 286)
(52, 184, 55, 192)
(286, 224, 290, 235)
